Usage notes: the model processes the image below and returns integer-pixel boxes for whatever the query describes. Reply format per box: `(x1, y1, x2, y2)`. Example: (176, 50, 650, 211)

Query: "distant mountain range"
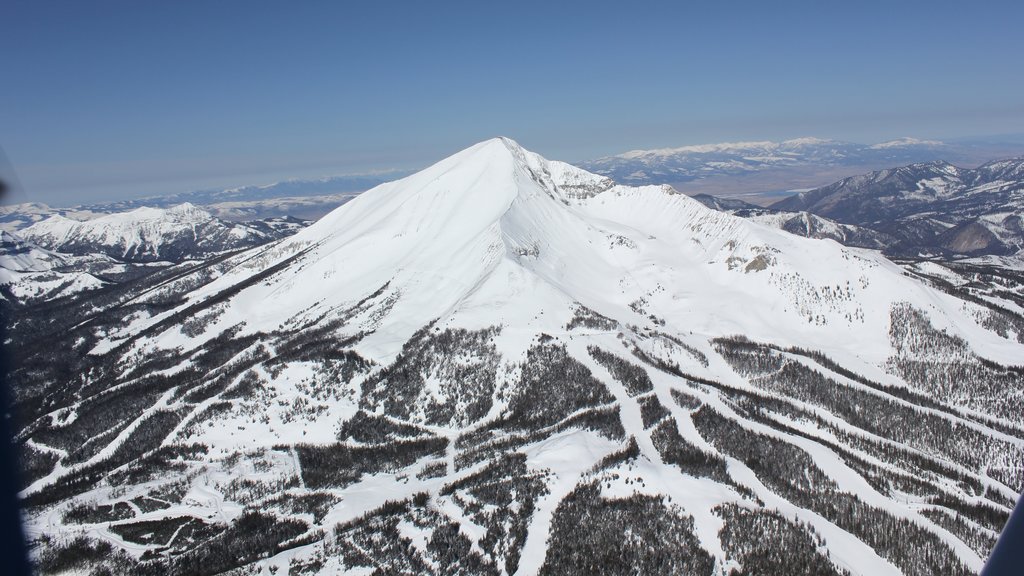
(0, 204, 310, 305)
(766, 158, 1024, 257)
(578, 136, 1018, 187)
(0, 173, 404, 231)
(75, 172, 408, 214)
(19, 203, 302, 263)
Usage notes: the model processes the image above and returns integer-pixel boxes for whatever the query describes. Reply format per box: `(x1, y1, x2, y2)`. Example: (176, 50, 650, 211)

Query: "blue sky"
(3, 0, 1024, 205)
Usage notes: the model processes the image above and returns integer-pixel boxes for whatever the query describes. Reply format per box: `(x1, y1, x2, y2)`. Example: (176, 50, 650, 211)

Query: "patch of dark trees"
(538, 481, 715, 576)
(888, 303, 1024, 422)
(564, 305, 618, 332)
(587, 345, 653, 396)
(62, 501, 134, 525)
(650, 418, 730, 483)
(337, 410, 433, 444)
(717, 504, 850, 576)
(505, 343, 616, 430)
(714, 335, 1023, 492)
(638, 393, 670, 428)
(296, 436, 448, 489)
(158, 511, 314, 576)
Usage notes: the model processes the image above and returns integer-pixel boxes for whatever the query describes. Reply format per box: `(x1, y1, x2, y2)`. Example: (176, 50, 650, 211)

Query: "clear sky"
(3, 0, 1024, 205)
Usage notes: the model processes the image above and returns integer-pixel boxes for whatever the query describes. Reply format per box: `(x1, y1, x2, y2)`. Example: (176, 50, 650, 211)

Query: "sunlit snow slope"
(14, 138, 1024, 576)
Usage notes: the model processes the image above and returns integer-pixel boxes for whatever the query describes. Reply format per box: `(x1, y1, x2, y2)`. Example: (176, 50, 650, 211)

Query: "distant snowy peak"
(868, 137, 944, 149)
(616, 137, 842, 160)
(126, 201, 212, 222)
(20, 202, 286, 263)
(580, 136, 953, 185)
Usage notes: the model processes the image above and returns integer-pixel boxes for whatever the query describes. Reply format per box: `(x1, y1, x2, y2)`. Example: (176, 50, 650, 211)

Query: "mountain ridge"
(20, 202, 298, 263)
(770, 157, 1024, 256)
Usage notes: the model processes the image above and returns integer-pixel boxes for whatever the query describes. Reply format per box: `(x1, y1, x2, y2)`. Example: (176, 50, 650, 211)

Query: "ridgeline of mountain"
(19, 203, 300, 263)
(11, 139, 1024, 576)
(0, 206, 309, 306)
(771, 158, 1024, 257)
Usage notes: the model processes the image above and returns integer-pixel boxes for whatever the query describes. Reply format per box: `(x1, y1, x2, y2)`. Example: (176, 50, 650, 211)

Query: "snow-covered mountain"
(0, 179, 373, 233)
(0, 205, 311, 305)
(0, 231, 66, 273)
(0, 232, 106, 302)
(771, 158, 1024, 257)
(0, 203, 112, 234)
(13, 139, 1024, 575)
(0, 230, 179, 305)
(19, 203, 296, 263)
(580, 137, 952, 185)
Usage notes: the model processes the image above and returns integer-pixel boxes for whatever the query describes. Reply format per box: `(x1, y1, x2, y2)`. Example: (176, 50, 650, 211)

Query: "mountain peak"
(450, 136, 524, 159)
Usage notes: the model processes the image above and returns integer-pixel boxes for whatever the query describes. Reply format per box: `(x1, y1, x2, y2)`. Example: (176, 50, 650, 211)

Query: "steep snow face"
(17, 139, 1024, 576)
(21, 203, 277, 262)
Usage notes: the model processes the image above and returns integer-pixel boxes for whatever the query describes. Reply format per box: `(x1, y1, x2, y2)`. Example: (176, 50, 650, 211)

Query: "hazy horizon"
(4, 1, 1024, 205)
(6, 131, 1024, 208)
